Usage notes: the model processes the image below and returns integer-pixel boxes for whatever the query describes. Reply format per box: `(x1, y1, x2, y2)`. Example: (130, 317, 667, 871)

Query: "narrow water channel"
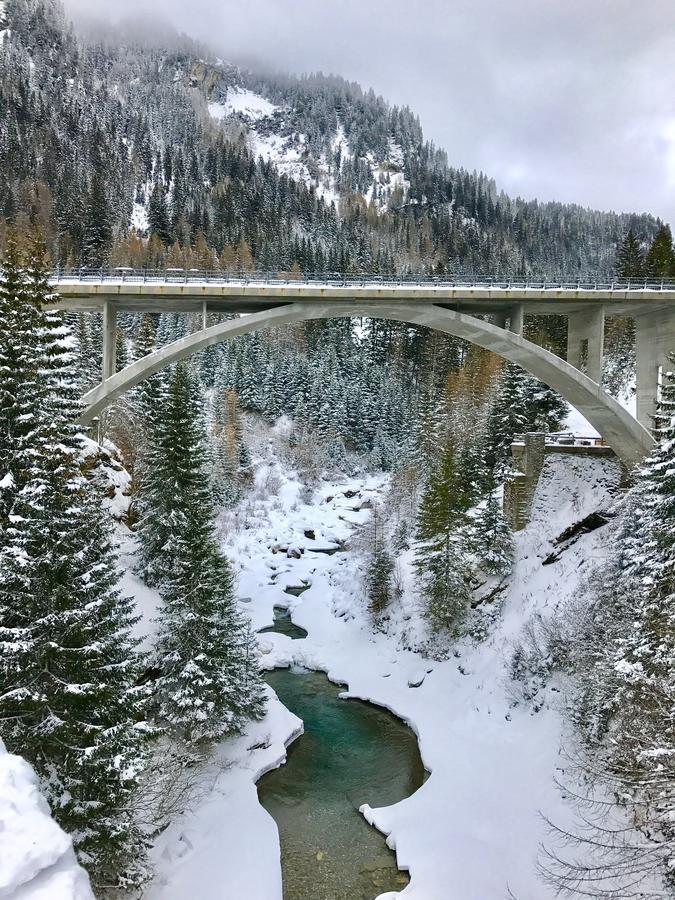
(258, 606, 308, 639)
(257, 666, 425, 900)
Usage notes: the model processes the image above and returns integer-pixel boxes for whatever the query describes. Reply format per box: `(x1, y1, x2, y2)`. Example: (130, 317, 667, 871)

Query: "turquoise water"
(258, 606, 308, 640)
(258, 667, 425, 900)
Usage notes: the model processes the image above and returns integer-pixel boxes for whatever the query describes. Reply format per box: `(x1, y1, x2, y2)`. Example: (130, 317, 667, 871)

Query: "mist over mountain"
(0, 0, 662, 274)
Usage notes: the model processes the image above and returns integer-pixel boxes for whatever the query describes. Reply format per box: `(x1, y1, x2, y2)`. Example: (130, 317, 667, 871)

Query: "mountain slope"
(0, 0, 662, 275)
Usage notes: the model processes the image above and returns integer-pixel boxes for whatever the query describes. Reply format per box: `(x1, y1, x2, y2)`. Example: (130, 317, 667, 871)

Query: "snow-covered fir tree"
(139, 363, 266, 743)
(483, 363, 567, 476)
(544, 357, 675, 895)
(616, 229, 646, 278)
(415, 440, 473, 634)
(0, 231, 43, 530)
(363, 506, 395, 620)
(208, 387, 249, 507)
(0, 237, 152, 889)
(471, 484, 513, 577)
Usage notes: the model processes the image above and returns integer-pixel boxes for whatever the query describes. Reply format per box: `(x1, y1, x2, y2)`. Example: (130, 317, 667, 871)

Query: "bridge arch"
(81, 301, 653, 467)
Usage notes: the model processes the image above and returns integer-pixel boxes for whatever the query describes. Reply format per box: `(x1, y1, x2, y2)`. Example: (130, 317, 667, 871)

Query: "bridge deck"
(50, 273, 675, 316)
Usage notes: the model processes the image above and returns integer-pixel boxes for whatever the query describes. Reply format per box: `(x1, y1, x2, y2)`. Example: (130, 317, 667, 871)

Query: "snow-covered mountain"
(0, 0, 662, 275)
(206, 79, 410, 211)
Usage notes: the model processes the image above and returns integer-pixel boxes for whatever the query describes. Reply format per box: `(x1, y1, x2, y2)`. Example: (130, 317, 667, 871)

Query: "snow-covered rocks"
(406, 670, 428, 688)
(79, 436, 132, 522)
(0, 740, 94, 900)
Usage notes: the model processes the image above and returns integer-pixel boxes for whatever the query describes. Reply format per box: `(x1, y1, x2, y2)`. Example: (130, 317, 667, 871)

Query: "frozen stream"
(258, 665, 425, 900)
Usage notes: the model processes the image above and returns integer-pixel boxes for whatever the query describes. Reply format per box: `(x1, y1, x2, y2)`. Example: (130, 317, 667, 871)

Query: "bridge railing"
(48, 268, 675, 291)
(545, 431, 607, 447)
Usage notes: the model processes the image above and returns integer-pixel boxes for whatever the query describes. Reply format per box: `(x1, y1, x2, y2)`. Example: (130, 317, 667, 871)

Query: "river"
(257, 660, 425, 900)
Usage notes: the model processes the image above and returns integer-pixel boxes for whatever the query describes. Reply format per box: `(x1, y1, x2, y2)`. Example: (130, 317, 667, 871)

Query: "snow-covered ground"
(130, 201, 149, 234)
(0, 740, 94, 900)
(137, 426, 626, 900)
(0, 418, 634, 900)
(208, 87, 278, 122)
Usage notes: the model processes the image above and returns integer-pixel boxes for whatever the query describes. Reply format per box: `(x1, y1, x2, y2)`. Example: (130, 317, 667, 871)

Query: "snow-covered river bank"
(130, 435, 623, 900)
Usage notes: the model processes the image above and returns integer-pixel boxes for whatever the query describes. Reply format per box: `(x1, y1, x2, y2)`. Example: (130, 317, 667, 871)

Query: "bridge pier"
(505, 432, 616, 530)
(635, 307, 675, 428)
(567, 307, 605, 384)
(509, 303, 524, 336)
(489, 304, 524, 335)
(102, 301, 117, 381)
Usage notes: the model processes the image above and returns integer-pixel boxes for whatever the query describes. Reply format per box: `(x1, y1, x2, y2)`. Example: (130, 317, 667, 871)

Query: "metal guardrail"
(48, 268, 675, 291)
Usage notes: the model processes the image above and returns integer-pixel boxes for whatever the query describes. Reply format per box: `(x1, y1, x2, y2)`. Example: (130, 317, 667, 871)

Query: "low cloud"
(62, 0, 675, 223)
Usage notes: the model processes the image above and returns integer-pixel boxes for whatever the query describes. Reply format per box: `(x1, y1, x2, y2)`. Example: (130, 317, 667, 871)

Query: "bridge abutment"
(504, 432, 616, 530)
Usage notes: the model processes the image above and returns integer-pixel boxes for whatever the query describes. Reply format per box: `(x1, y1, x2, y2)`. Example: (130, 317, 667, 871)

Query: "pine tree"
(134, 313, 157, 361)
(482, 363, 530, 475)
(0, 231, 41, 531)
(135, 368, 174, 585)
(0, 236, 152, 889)
(116, 325, 129, 372)
(82, 173, 112, 268)
(74, 313, 98, 388)
(472, 484, 513, 577)
(550, 360, 675, 894)
(482, 363, 566, 476)
(141, 364, 266, 742)
(364, 507, 395, 619)
(645, 224, 675, 280)
(148, 181, 173, 246)
(616, 229, 645, 279)
(415, 440, 473, 634)
(519, 373, 567, 432)
(209, 388, 248, 507)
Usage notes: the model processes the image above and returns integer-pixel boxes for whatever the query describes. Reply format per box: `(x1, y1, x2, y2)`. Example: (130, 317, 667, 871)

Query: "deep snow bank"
(0, 740, 94, 900)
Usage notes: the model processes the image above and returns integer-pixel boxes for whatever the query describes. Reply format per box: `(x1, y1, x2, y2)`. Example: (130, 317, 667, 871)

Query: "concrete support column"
(102, 301, 117, 381)
(509, 303, 524, 336)
(566, 307, 605, 384)
(202, 301, 209, 330)
(504, 432, 546, 530)
(635, 307, 675, 428)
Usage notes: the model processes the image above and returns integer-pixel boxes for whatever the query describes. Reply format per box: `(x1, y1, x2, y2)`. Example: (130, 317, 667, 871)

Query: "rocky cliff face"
(188, 60, 223, 96)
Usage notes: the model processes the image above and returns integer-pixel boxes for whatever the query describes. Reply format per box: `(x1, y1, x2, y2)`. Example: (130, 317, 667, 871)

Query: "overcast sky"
(63, 0, 675, 225)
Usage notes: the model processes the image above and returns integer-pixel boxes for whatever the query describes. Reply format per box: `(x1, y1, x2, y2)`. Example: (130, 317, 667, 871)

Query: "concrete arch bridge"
(50, 272, 675, 467)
